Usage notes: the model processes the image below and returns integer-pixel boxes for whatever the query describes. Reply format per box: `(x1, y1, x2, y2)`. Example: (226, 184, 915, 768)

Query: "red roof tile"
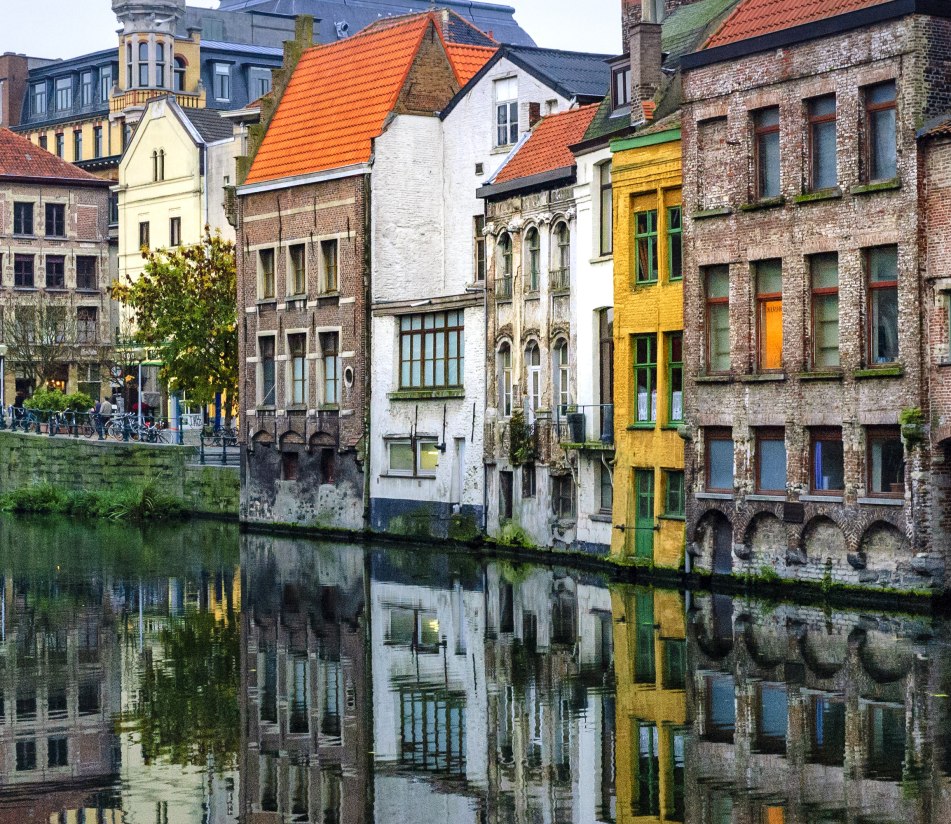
(706, 0, 888, 49)
(0, 128, 105, 183)
(245, 13, 493, 186)
(492, 105, 600, 186)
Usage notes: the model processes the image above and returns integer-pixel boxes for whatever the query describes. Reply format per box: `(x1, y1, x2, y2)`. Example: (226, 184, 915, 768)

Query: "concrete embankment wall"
(0, 431, 239, 517)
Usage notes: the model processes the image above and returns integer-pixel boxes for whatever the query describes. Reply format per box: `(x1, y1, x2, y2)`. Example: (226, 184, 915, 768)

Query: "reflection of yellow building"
(610, 123, 684, 566)
(612, 585, 686, 823)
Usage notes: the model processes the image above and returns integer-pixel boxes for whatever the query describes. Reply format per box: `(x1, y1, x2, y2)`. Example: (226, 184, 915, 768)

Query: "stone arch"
(279, 430, 305, 449)
(693, 509, 733, 575)
(859, 631, 914, 684)
(309, 431, 335, 449)
(859, 521, 907, 556)
(250, 428, 273, 445)
(799, 631, 847, 679)
(743, 512, 785, 568)
(801, 515, 846, 561)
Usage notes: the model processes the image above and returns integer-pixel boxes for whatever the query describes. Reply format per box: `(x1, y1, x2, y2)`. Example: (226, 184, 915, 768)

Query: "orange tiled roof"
(245, 13, 494, 185)
(492, 104, 600, 186)
(446, 44, 497, 85)
(0, 128, 105, 183)
(706, 0, 888, 49)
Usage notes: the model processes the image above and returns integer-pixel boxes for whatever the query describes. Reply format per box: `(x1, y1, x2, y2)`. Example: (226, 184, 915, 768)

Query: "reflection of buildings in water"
(686, 596, 951, 823)
(240, 536, 370, 824)
(611, 586, 687, 824)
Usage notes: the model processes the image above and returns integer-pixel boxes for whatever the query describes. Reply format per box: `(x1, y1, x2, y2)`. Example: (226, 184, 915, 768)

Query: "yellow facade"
(610, 128, 685, 566)
(612, 586, 688, 824)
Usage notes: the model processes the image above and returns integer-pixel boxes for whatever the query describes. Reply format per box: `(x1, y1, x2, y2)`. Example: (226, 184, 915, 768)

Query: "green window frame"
(634, 209, 658, 284)
(634, 592, 656, 683)
(633, 334, 657, 424)
(667, 206, 682, 281)
(664, 470, 685, 517)
(667, 332, 683, 424)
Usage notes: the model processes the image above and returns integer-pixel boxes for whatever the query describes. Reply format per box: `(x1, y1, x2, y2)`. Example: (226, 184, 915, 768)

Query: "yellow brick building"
(612, 585, 688, 823)
(610, 122, 684, 566)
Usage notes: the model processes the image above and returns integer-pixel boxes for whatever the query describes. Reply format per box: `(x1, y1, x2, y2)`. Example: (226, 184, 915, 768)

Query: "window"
(498, 343, 512, 416)
(756, 428, 786, 494)
(705, 428, 734, 492)
(126, 43, 133, 87)
(667, 332, 683, 424)
(39, 135, 47, 150)
(138, 42, 149, 87)
(321, 332, 340, 406)
(388, 438, 439, 477)
(288, 333, 307, 406)
(599, 162, 613, 255)
(259, 336, 275, 405)
(77, 307, 98, 343)
(152, 149, 165, 182)
(138, 221, 150, 249)
(13, 202, 33, 236)
(55, 133, 64, 158)
(757, 684, 788, 755)
(289, 243, 306, 294)
(552, 475, 575, 520)
(865, 81, 897, 182)
(76, 256, 97, 290)
(634, 334, 657, 425)
(281, 451, 299, 481)
(499, 470, 514, 519)
(635, 210, 658, 283)
(48, 737, 67, 768)
(173, 56, 186, 92)
(496, 233, 513, 298)
(46, 256, 65, 288)
(867, 427, 904, 497)
(810, 428, 844, 494)
(599, 463, 613, 513)
(54, 76, 72, 111)
(155, 42, 165, 87)
(258, 248, 275, 299)
(93, 126, 103, 158)
(169, 216, 181, 247)
(553, 339, 569, 413)
(525, 342, 541, 413)
(808, 95, 836, 191)
(494, 77, 518, 146)
(214, 63, 231, 101)
(551, 222, 570, 290)
(664, 470, 685, 517)
(14, 255, 34, 288)
(100, 67, 112, 101)
(80, 71, 94, 107)
(15, 740, 36, 772)
(668, 206, 682, 280)
(399, 311, 464, 389)
(523, 463, 537, 498)
(754, 107, 780, 199)
(756, 260, 783, 371)
(321, 239, 338, 292)
(473, 216, 486, 282)
(867, 246, 898, 364)
(809, 253, 840, 368)
(525, 227, 540, 291)
(249, 66, 272, 98)
(31, 83, 46, 115)
(611, 65, 631, 112)
(45, 203, 65, 237)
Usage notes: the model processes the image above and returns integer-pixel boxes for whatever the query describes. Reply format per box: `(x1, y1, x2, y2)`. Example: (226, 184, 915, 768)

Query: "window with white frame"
(551, 222, 570, 290)
(320, 332, 340, 406)
(258, 248, 275, 299)
(498, 342, 513, 417)
(288, 243, 306, 296)
(494, 77, 518, 147)
(287, 333, 307, 406)
(54, 77, 71, 111)
(388, 438, 439, 477)
(100, 67, 112, 101)
(31, 83, 46, 116)
(525, 341, 541, 415)
(214, 63, 231, 101)
(553, 339, 569, 414)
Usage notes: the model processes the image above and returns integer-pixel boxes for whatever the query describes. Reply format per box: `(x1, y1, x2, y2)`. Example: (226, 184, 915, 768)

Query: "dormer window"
(31, 83, 46, 116)
(214, 64, 232, 102)
(54, 77, 72, 112)
(494, 77, 518, 147)
(612, 65, 631, 113)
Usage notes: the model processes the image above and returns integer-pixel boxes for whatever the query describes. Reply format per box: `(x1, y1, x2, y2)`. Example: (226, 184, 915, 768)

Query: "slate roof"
(492, 104, 600, 186)
(199, 40, 284, 57)
(505, 46, 614, 103)
(0, 128, 108, 184)
(705, 0, 887, 49)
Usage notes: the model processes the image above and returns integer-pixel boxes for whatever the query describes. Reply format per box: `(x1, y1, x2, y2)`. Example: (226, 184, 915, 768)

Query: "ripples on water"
(0, 516, 948, 823)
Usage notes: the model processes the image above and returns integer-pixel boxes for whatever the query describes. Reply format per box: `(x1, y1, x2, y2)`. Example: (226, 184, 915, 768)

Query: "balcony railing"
(550, 268, 570, 291)
(554, 404, 614, 447)
(495, 276, 513, 301)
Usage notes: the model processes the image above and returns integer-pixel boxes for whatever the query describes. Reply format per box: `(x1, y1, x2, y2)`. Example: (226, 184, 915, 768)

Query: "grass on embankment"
(0, 482, 187, 522)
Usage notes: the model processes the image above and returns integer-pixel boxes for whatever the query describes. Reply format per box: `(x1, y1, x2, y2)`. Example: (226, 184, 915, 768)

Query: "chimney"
(629, 0, 663, 124)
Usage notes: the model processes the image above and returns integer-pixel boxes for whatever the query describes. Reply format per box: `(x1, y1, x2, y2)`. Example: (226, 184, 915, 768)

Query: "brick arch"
(250, 428, 273, 445)
(858, 519, 907, 556)
(800, 514, 848, 560)
(690, 507, 734, 574)
(742, 511, 786, 567)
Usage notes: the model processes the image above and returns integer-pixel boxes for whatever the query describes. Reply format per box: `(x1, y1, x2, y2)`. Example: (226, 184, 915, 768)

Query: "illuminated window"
(755, 259, 783, 371)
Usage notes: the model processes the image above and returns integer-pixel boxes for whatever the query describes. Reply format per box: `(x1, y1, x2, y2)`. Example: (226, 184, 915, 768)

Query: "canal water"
(0, 517, 948, 823)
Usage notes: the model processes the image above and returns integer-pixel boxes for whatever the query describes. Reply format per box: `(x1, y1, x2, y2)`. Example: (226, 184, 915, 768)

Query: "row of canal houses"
(234, 0, 951, 593)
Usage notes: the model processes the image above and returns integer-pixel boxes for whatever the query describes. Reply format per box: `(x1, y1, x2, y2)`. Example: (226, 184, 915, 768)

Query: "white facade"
(368, 56, 578, 538)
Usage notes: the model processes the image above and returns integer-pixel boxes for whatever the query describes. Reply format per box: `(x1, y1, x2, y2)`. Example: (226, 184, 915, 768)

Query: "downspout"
(482, 254, 489, 533)
(362, 172, 372, 530)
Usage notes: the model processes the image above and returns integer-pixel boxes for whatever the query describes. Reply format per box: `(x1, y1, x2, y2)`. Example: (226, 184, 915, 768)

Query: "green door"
(634, 470, 655, 560)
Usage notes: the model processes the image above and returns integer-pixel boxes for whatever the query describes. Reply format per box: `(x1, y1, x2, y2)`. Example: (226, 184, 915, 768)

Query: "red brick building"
(680, 0, 951, 589)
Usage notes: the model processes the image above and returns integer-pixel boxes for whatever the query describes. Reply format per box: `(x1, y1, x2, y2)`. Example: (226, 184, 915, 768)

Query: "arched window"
(156, 42, 165, 88)
(552, 339, 570, 414)
(525, 227, 540, 292)
(498, 343, 513, 417)
(525, 342, 541, 415)
(551, 222, 570, 290)
(126, 43, 133, 88)
(496, 233, 513, 300)
(138, 42, 149, 87)
(174, 56, 187, 92)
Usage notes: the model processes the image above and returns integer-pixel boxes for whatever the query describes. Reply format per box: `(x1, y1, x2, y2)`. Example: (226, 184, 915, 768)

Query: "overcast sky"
(4, 0, 620, 60)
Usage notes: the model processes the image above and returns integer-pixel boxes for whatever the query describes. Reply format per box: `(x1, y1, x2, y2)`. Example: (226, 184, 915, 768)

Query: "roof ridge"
(504, 44, 616, 59)
(298, 9, 433, 57)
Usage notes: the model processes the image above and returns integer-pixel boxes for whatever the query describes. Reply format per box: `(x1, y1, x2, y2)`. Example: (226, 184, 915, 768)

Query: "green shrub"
(0, 482, 186, 522)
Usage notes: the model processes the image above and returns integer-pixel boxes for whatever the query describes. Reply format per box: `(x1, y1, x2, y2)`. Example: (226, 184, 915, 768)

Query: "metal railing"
(554, 404, 614, 446)
(198, 426, 240, 466)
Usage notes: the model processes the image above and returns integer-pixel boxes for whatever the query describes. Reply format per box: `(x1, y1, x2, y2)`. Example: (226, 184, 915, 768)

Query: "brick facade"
(681, 13, 951, 590)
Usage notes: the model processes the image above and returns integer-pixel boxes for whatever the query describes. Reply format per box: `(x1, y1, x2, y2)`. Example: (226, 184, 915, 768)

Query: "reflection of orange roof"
(245, 12, 494, 186)
(0, 127, 106, 183)
(706, 0, 888, 49)
(493, 105, 599, 185)
(446, 44, 497, 85)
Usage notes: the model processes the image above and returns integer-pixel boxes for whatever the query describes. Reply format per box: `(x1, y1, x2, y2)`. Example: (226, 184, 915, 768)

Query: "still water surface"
(0, 516, 948, 823)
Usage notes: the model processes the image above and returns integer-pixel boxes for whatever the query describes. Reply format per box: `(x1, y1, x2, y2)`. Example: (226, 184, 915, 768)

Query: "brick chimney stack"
(629, 0, 663, 124)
